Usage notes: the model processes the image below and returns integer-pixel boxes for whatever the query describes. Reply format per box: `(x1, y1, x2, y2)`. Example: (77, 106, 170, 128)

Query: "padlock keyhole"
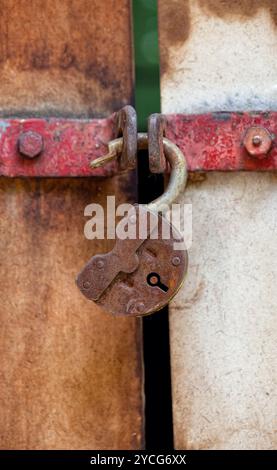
(147, 272, 169, 292)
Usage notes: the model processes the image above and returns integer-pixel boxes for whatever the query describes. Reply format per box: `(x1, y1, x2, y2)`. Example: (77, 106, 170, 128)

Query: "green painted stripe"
(132, 0, 161, 131)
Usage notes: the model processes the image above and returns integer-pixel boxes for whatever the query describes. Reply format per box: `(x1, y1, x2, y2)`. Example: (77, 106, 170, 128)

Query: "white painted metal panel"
(159, 0, 277, 449)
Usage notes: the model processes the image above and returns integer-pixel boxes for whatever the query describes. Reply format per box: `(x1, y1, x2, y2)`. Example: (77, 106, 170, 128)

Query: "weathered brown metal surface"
(0, 177, 142, 449)
(0, 0, 143, 450)
(0, 0, 133, 117)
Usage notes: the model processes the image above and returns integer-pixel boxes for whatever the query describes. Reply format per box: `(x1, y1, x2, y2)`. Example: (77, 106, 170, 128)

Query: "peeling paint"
(0, 120, 10, 142)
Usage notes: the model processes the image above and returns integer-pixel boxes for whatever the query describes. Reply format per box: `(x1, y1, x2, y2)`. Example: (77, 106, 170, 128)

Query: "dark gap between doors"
(132, 0, 174, 449)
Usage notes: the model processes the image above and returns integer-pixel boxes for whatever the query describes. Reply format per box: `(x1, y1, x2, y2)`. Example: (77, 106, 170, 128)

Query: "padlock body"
(76, 206, 188, 317)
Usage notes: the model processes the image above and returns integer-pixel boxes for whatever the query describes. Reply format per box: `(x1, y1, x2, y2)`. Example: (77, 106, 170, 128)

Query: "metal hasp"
(0, 105, 137, 178)
(0, 110, 276, 176)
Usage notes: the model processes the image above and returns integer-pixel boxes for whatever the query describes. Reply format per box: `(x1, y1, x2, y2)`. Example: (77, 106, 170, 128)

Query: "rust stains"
(198, 0, 277, 25)
(158, 0, 277, 77)
(158, 0, 191, 76)
(0, 0, 133, 116)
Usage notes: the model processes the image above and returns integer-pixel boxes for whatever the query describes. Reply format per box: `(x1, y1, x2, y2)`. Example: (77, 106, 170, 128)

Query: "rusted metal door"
(1, 0, 276, 452)
(0, 0, 143, 450)
(159, 0, 277, 450)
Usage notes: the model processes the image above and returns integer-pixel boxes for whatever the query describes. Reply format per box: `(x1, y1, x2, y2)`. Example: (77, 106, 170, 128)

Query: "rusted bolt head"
(243, 126, 273, 159)
(18, 131, 43, 158)
(252, 135, 262, 147)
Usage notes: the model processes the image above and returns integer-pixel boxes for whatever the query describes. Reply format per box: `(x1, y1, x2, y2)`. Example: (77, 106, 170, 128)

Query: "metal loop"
(115, 105, 137, 171)
(90, 133, 187, 211)
(148, 113, 167, 173)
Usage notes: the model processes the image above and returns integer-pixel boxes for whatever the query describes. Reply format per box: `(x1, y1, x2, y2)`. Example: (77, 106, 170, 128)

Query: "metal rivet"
(83, 281, 90, 289)
(96, 259, 104, 269)
(136, 302, 145, 313)
(243, 127, 273, 159)
(172, 256, 181, 266)
(18, 131, 44, 159)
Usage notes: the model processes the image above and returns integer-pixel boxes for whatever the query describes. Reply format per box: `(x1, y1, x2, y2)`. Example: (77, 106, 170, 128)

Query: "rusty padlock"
(76, 133, 188, 317)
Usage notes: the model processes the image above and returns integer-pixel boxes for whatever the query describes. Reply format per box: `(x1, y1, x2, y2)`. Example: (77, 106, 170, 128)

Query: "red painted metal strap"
(0, 112, 276, 176)
(165, 112, 277, 171)
(0, 117, 117, 177)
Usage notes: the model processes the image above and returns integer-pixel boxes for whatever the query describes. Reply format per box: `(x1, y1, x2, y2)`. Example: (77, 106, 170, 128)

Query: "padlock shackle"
(91, 132, 187, 212)
(137, 134, 187, 212)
